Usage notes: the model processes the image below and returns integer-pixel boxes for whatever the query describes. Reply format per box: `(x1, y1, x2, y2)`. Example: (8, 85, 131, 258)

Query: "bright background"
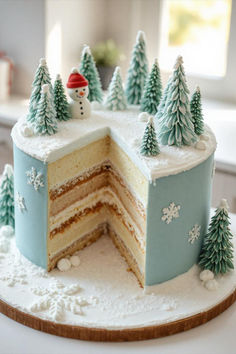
(0, 0, 236, 211)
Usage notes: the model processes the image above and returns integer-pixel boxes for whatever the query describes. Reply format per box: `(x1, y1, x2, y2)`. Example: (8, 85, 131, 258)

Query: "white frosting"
(11, 107, 217, 181)
(0, 231, 235, 328)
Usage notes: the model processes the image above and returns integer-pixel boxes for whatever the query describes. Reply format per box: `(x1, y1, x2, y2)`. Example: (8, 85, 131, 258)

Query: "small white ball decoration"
(200, 269, 214, 282)
(195, 140, 207, 150)
(138, 112, 149, 122)
(205, 279, 219, 291)
(70, 255, 80, 267)
(57, 258, 71, 272)
(200, 134, 209, 141)
(21, 124, 34, 137)
(0, 225, 14, 238)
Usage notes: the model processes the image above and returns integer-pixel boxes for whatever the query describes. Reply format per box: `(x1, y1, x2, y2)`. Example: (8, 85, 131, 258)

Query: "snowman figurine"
(66, 68, 91, 119)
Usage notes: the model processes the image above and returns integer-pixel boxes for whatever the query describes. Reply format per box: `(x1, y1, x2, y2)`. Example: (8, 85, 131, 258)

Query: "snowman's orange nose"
(80, 91, 84, 96)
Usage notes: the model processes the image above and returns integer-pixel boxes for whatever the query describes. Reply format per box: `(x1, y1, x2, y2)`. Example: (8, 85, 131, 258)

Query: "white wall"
(45, 0, 107, 85)
(105, 0, 162, 80)
(0, 0, 45, 96)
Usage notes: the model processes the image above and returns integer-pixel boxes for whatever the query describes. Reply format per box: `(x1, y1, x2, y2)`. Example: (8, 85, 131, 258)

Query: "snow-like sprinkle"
(0, 233, 235, 327)
(219, 198, 229, 211)
(3, 164, 13, 178)
(0, 225, 14, 238)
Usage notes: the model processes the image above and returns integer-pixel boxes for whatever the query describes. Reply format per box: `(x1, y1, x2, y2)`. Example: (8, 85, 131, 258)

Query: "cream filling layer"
(49, 186, 145, 249)
(48, 208, 107, 258)
(48, 209, 145, 274)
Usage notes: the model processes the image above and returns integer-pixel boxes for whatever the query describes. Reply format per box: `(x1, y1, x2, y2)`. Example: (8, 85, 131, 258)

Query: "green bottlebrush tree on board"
(190, 86, 204, 136)
(199, 199, 234, 275)
(0, 164, 14, 228)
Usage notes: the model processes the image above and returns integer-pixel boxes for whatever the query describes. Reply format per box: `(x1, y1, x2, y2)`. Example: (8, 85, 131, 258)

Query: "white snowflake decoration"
(161, 202, 181, 224)
(0, 270, 28, 287)
(188, 224, 201, 244)
(26, 167, 44, 191)
(15, 191, 26, 212)
(29, 281, 91, 321)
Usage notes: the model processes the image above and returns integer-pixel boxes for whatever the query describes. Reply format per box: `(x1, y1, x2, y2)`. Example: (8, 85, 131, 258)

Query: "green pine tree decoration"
(158, 56, 197, 147)
(140, 58, 162, 115)
(199, 199, 234, 275)
(53, 74, 71, 121)
(140, 116, 160, 157)
(34, 84, 58, 136)
(79, 45, 103, 103)
(105, 66, 127, 111)
(190, 86, 204, 136)
(125, 31, 148, 105)
(27, 58, 54, 124)
(0, 164, 14, 228)
(155, 75, 172, 120)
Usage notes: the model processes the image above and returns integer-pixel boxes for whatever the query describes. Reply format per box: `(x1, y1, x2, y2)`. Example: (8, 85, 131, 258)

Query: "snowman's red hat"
(67, 68, 88, 89)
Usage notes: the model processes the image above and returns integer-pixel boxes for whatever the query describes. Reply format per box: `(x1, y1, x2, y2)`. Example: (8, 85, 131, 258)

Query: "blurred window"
(159, 0, 232, 77)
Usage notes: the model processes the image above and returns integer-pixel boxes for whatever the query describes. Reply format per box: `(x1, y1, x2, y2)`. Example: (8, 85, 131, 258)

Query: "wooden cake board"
(1, 290, 235, 342)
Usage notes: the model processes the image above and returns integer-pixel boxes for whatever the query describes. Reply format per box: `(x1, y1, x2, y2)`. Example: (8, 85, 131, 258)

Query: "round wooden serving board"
(1, 290, 235, 342)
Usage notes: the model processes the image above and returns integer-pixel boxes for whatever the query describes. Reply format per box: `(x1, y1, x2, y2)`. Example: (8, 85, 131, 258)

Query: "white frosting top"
(11, 106, 217, 181)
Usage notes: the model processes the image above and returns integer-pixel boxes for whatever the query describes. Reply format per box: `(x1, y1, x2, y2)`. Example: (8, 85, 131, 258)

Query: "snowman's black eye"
(75, 89, 78, 92)
(83, 88, 85, 91)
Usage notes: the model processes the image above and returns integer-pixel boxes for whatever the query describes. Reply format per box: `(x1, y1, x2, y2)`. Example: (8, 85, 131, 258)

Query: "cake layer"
(49, 187, 145, 247)
(48, 205, 107, 259)
(12, 110, 216, 182)
(49, 162, 146, 235)
(48, 136, 148, 207)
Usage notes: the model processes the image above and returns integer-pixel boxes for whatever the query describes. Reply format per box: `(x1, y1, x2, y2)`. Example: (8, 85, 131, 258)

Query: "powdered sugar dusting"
(0, 222, 235, 328)
(11, 107, 216, 181)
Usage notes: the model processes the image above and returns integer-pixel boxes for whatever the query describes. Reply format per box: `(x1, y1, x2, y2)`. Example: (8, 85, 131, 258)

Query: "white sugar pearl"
(21, 124, 34, 137)
(205, 279, 218, 291)
(200, 269, 214, 282)
(70, 255, 80, 267)
(57, 258, 71, 272)
(138, 112, 149, 122)
(0, 225, 14, 238)
(195, 140, 207, 150)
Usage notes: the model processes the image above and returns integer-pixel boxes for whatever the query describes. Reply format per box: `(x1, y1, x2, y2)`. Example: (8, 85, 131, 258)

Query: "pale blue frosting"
(14, 145, 48, 268)
(145, 154, 214, 285)
(13, 142, 214, 285)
